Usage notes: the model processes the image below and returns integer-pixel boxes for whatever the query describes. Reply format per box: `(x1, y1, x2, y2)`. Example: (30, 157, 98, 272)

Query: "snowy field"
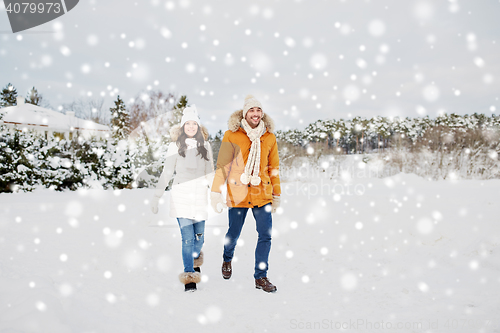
(1, 164, 500, 333)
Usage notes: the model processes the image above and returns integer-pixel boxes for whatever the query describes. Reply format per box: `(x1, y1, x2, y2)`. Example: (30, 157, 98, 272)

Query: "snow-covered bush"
(0, 128, 142, 192)
(0, 129, 39, 192)
(128, 135, 170, 188)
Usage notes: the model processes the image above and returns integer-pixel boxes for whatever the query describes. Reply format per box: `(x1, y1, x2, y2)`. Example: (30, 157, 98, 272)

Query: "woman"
(151, 105, 214, 292)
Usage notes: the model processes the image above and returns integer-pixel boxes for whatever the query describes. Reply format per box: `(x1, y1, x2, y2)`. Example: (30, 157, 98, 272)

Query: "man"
(210, 95, 281, 293)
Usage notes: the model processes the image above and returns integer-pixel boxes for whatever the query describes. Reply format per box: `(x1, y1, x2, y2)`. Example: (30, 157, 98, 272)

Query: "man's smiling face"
(245, 107, 263, 129)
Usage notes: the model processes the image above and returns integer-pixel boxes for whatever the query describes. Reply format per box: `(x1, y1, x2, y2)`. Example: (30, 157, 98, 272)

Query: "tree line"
(0, 83, 189, 137)
(276, 113, 500, 155)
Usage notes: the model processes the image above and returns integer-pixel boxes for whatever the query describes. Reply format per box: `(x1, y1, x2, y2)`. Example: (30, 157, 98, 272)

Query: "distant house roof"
(0, 97, 110, 133)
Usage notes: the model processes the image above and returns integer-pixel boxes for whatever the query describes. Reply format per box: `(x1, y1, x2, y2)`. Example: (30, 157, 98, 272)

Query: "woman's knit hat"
(242, 95, 263, 119)
(180, 105, 201, 126)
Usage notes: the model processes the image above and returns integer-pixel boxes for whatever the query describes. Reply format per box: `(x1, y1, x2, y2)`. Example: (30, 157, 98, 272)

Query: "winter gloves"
(150, 195, 160, 214)
(210, 192, 227, 213)
(271, 195, 280, 213)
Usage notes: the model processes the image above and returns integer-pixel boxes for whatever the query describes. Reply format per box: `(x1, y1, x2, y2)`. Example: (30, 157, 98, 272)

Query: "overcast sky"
(1, 0, 499, 134)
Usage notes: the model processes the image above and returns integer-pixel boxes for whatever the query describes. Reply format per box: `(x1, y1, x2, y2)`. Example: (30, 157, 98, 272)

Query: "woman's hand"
(151, 196, 160, 214)
(210, 192, 227, 213)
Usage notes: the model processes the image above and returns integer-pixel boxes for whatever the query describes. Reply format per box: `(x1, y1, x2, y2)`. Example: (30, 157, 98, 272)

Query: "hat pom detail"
(250, 176, 261, 186)
(240, 173, 250, 185)
(183, 105, 197, 114)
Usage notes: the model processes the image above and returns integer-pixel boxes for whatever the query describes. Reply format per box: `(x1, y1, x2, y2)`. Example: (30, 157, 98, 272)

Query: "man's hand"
(210, 192, 227, 213)
(271, 195, 280, 213)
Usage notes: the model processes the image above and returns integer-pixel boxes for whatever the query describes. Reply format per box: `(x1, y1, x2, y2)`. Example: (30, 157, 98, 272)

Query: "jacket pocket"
(263, 181, 273, 198)
(227, 178, 249, 205)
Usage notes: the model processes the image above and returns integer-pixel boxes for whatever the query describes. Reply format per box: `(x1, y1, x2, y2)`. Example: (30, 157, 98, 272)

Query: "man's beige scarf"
(240, 118, 266, 186)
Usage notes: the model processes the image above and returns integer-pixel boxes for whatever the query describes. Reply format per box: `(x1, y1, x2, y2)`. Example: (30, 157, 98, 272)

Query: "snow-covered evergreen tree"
(25, 87, 43, 106)
(110, 95, 131, 140)
(0, 129, 43, 192)
(103, 139, 135, 189)
(1, 83, 18, 108)
(168, 95, 188, 128)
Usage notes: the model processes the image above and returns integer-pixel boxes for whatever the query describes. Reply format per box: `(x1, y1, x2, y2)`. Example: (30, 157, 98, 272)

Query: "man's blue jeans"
(223, 204, 272, 279)
(177, 218, 205, 273)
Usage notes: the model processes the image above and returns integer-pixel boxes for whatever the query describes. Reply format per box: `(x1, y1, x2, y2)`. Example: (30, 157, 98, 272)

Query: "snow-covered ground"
(1, 163, 500, 332)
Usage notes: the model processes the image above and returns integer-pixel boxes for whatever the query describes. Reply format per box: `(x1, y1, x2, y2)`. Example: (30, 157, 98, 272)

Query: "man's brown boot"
(222, 261, 232, 279)
(255, 277, 277, 293)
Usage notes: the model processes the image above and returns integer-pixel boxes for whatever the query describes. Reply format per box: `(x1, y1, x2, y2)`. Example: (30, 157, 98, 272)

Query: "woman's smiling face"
(184, 121, 198, 138)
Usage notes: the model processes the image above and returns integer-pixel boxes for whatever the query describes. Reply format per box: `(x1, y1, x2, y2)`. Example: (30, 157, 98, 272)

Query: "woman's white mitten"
(210, 192, 227, 213)
(151, 196, 160, 214)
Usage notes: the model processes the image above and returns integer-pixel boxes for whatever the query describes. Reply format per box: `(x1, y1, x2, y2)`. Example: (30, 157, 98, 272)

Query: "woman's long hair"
(177, 124, 209, 161)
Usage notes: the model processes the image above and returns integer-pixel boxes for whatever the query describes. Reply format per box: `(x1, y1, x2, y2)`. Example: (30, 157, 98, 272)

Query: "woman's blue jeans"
(222, 204, 272, 279)
(177, 218, 205, 273)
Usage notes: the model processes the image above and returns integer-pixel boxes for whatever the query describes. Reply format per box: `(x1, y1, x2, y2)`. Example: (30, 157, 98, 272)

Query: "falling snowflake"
(340, 273, 358, 290)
